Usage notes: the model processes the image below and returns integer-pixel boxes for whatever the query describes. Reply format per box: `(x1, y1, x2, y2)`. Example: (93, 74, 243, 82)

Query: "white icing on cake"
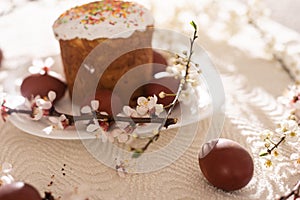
(53, 0, 154, 40)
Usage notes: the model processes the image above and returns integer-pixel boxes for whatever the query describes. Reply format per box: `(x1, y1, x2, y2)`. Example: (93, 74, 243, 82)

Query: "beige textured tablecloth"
(0, 0, 299, 199)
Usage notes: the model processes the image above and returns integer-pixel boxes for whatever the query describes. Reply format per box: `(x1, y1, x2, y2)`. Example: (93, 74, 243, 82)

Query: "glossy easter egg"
(152, 50, 168, 75)
(144, 77, 180, 106)
(199, 138, 254, 191)
(20, 73, 66, 102)
(0, 182, 41, 200)
(85, 89, 122, 116)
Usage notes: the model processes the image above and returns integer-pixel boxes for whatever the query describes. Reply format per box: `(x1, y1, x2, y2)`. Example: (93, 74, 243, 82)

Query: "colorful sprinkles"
(53, 0, 146, 29)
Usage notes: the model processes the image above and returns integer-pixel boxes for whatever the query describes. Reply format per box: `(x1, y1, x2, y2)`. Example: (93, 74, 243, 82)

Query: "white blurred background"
(0, 0, 299, 62)
(265, 0, 300, 33)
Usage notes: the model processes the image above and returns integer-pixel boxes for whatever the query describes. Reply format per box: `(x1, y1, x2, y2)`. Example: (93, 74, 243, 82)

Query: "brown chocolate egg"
(0, 182, 41, 200)
(153, 50, 168, 66)
(20, 73, 66, 102)
(199, 138, 254, 191)
(152, 50, 168, 75)
(85, 89, 123, 116)
(144, 77, 180, 106)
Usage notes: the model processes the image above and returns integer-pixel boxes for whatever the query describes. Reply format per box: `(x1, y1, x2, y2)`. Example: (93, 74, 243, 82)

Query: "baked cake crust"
(53, 1, 154, 104)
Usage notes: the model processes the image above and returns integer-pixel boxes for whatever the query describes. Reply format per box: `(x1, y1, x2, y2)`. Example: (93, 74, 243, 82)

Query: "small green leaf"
(259, 151, 269, 157)
(190, 21, 197, 31)
(132, 149, 143, 158)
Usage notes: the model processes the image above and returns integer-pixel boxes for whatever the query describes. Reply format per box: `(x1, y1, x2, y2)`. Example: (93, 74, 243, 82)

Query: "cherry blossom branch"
(3, 106, 177, 128)
(249, 2, 300, 184)
(53, 108, 177, 127)
(278, 180, 300, 200)
(130, 21, 199, 157)
(6, 108, 32, 115)
(247, 18, 296, 82)
(259, 136, 286, 157)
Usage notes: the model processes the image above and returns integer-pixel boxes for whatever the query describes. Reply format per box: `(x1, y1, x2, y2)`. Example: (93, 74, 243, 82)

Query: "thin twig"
(4, 106, 177, 128)
(278, 180, 300, 200)
(130, 21, 199, 157)
(248, 20, 296, 82)
(267, 136, 286, 155)
(6, 108, 32, 115)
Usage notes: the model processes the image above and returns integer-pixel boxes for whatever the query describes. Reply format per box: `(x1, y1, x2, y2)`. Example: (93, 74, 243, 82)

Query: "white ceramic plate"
(3, 79, 211, 140)
(2, 30, 214, 140)
(2, 57, 211, 140)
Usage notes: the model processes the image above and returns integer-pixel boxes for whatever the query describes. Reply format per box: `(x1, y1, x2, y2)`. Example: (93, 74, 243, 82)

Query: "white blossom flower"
(147, 96, 158, 109)
(136, 97, 149, 116)
(276, 120, 300, 143)
(260, 129, 274, 141)
(90, 100, 99, 111)
(48, 91, 56, 102)
(113, 115, 136, 143)
(263, 158, 273, 169)
(278, 85, 300, 119)
(86, 118, 110, 143)
(178, 83, 195, 105)
(114, 95, 164, 141)
(118, 133, 129, 143)
(286, 85, 300, 109)
(166, 64, 184, 79)
(259, 151, 277, 169)
(290, 153, 300, 169)
(110, 128, 130, 143)
(81, 100, 100, 114)
(136, 95, 164, 116)
(154, 104, 164, 116)
(0, 174, 14, 186)
(186, 70, 201, 87)
(32, 106, 43, 120)
(49, 115, 69, 130)
(86, 123, 99, 133)
(31, 91, 56, 121)
(0, 162, 14, 186)
(81, 100, 111, 132)
(276, 120, 298, 133)
(35, 98, 52, 110)
(80, 106, 92, 114)
(29, 57, 54, 74)
(272, 149, 284, 162)
(86, 119, 101, 132)
(123, 106, 138, 117)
